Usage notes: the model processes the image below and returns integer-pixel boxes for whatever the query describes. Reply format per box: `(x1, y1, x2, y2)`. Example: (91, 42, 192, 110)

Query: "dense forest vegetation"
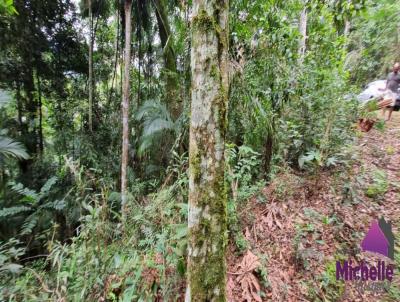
(1, 0, 400, 301)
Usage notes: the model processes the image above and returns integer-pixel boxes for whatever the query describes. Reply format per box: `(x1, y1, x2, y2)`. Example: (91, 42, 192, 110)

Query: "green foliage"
(365, 169, 388, 198)
(0, 0, 398, 300)
(375, 119, 386, 133)
(226, 144, 262, 198)
(0, 177, 65, 240)
(225, 144, 264, 253)
(229, 0, 359, 176)
(388, 221, 400, 300)
(0, 0, 17, 15)
(0, 177, 189, 301)
(136, 99, 176, 156)
(346, 0, 400, 84)
(279, 68, 359, 171)
(0, 206, 31, 218)
(0, 238, 24, 275)
(0, 90, 29, 161)
(314, 259, 345, 301)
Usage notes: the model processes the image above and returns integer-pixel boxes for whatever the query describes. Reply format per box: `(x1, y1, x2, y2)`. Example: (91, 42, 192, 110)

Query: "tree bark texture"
(88, 0, 94, 131)
(121, 0, 133, 220)
(36, 75, 43, 153)
(186, 0, 229, 301)
(298, 7, 308, 65)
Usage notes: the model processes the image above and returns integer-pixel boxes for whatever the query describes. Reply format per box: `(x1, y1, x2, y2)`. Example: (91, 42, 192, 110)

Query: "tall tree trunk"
(298, 7, 308, 65)
(15, 80, 28, 173)
(343, 18, 351, 51)
(16, 81, 23, 128)
(36, 75, 43, 153)
(121, 0, 133, 221)
(108, 8, 121, 106)
(186, 0, 229, 300)
(153, 0, 181, 120)
(88, 0, 94, 131)
(25, 67, 38, 154)
(137, 20, 141, 106)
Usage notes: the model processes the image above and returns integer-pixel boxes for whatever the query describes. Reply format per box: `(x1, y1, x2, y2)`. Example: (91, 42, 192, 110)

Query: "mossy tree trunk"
(186, 0, 229, 301)
(121, 0, 132, 222)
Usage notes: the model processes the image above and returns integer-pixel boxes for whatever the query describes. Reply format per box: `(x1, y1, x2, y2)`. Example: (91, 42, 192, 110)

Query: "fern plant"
(0, 177, 65, 236)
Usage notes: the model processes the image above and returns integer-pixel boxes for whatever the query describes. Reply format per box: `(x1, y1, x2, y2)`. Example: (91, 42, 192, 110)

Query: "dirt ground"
(227, 112, 400, 301)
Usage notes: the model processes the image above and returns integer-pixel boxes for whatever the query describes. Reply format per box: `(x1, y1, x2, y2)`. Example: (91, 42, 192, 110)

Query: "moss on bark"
(187, 1, 229, 301)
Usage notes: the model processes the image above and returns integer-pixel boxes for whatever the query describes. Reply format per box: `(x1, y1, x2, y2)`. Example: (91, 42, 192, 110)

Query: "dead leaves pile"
(228, 250, 262, 302)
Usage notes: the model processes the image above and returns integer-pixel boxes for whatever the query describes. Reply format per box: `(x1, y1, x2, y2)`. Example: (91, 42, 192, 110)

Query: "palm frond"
(135, 99, 177, 155)
(0, 206, 32, 218)
(0, 136, 29, 160)
(143, 118, 174, 137)
(135, 101, 156, 120)
(136, 99, 171, 121)
(138, 136, 154, 156)
(41, 200, 66, 211)
(0, 90, 12, 108)
(10, 183, 39, 203)
(39, 177, 58, 198)
(20, 214, 38, 235)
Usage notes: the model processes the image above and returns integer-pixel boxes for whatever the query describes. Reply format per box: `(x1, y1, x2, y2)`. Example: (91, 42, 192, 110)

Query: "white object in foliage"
(357, 80, 386, 103)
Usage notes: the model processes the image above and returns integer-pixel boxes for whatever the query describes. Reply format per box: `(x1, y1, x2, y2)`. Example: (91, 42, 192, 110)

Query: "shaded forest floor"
(227, 112, 400, 301)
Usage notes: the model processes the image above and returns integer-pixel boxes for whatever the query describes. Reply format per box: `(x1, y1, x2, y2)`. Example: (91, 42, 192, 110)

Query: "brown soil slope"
(227, 113, 400, 301)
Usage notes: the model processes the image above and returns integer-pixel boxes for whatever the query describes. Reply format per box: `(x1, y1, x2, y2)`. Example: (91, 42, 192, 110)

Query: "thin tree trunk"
(37, 75, 44, 153)
(344, 19, 351, 37)
(137, 31, 141, 107)
(88, 0, 93, 131)
(16, 81, 23, 128)
(120, 51, 123, 97)
(108, 8, 120, 106)
(186, 0, 229, 300)
(26, 67, 38, 154)
(343, 18, 351, 51)
(121, 0, 133, 221)
(298, 7, 308, 65)
(15, 81, 26, 171)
